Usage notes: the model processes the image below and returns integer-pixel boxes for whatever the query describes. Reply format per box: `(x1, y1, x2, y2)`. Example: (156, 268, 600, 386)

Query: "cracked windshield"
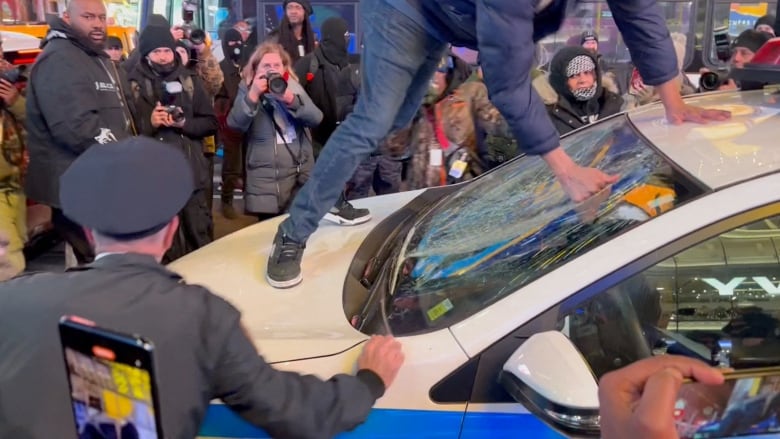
(371, 115, 706, 336)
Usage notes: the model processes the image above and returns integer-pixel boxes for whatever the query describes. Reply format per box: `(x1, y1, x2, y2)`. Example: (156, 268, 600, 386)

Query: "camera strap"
(261, 98, 304, 173)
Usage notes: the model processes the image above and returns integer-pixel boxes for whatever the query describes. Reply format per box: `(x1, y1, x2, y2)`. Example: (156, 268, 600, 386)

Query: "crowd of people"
(0, 0, 776, 436)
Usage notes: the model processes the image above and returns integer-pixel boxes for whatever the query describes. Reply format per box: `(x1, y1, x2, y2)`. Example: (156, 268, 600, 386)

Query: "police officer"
(0, 137, 404, 438)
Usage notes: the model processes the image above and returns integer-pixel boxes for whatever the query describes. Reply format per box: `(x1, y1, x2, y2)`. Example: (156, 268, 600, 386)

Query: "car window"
(563, 214, 780, 379)
(355, 115, 707, 337)
(706, 1, 778, 67)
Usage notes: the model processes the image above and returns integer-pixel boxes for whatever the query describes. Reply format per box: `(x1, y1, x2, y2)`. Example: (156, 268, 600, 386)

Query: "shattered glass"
(371, 115, 706, 336)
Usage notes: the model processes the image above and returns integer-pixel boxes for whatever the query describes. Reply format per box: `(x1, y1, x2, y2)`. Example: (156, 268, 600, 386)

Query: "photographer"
(183, 28, 224, 98)
(0, 43, 28, 279)
(227, 43, 321, 224)
(700, 29, 772, 92)
(126, 25, 218, 262)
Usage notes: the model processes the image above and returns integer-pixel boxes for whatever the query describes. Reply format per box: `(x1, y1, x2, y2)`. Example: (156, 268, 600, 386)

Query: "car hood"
(167, 190, 422, 363)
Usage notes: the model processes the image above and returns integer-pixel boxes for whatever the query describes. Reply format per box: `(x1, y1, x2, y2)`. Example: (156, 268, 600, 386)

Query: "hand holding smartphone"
(59, 316, 163, 439)
(675, 367, 780, 439)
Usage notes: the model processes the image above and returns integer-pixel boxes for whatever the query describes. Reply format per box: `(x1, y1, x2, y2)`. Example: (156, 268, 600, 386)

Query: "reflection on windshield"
(368, 116, 704, 336)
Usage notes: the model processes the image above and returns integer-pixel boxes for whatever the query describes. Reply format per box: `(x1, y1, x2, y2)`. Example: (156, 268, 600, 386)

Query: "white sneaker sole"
(323, 212, 372, 226)
(266, 272, 303, 289)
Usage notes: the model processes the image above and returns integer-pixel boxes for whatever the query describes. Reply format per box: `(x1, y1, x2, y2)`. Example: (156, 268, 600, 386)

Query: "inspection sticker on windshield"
(427, 298, 454, 322)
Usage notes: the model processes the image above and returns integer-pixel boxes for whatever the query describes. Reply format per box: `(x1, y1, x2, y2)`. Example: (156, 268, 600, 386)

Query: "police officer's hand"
(0, 80, 19, 107)
(248, 77, 268, 104)
(152, 103, 172, 128)
(357, 335, 404, 389)
(599, 356, 724, 439)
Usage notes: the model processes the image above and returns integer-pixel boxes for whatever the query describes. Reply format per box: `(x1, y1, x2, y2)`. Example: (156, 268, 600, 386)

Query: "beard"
(78, 28, 107, 53)
(150, 60, 177, 75)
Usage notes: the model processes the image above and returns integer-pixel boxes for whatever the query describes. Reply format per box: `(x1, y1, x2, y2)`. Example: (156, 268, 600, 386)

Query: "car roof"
(628, 90, 780, 190)
(2, 30, 40, 52)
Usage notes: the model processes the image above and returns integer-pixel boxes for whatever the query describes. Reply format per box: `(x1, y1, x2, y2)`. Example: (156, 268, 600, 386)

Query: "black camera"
(700, 71, 727, 91)
(0, 66, 26, 84)
(264, 71, 287, 94)
(713, 26, 732, 63)
(161, 81, 185, 123)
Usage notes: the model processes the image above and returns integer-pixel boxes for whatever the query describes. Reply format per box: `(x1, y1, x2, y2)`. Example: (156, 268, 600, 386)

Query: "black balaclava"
(222, 28, 244, 63)
(319, 17, 349, 68)
(549, 46, 602, 119)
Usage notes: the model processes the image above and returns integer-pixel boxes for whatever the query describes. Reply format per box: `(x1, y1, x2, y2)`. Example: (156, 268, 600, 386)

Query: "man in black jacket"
(0, 136, 404, 438)
(126, 25, 218, 262)
(25, 0, 135, 265)
(215, 28, 245, 219)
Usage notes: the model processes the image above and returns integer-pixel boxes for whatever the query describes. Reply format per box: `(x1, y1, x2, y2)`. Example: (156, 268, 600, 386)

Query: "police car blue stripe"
(199, 405, 564, 438)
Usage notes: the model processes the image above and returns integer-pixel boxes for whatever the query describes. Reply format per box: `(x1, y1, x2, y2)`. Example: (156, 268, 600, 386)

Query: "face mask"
(572, 83, 597, 101)
(150, 60, 176, 75)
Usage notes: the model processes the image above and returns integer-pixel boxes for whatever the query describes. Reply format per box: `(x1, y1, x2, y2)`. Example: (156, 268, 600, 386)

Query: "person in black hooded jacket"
(215, 28, 246, 219)
(26, 0, 136, 265)
(546, 46, 623, 136)
(125, 24, 218, 262)
(294, 16, 350, 155)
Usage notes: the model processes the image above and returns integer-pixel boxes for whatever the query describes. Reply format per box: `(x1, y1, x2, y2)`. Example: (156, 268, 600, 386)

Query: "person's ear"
(161, 216, 180, 251)
(62, 10, 71, 25)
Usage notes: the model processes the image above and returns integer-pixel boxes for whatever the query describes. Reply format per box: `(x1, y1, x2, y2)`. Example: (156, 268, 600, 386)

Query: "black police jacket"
(0, 253, 384, 438)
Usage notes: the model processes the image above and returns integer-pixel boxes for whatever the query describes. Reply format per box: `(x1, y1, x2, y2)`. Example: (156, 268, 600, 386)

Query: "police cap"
(60, 137, 194, 240)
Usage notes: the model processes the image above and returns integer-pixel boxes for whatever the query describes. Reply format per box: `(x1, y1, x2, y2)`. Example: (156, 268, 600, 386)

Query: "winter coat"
(126, 61, 218, 192)
(227, 79, 322, 214)
(546, 46, 624, 135)
(25, 18, 134, 207)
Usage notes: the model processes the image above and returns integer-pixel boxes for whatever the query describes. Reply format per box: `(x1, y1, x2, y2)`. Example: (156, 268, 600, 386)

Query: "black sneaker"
(266, 231, 305, 288)
(323, 198, 372, 226)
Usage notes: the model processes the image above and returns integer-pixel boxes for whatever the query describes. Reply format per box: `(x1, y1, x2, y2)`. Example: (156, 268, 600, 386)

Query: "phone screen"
(675, 372, 780, 439)
(61, 323, 160, 438)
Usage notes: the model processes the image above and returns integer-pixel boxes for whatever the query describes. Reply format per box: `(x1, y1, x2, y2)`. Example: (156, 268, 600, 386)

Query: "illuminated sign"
(701, 277, 780, 296)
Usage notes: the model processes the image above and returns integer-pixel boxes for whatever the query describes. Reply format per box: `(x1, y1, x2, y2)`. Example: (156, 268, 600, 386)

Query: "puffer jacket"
(227, 78, 322, 214)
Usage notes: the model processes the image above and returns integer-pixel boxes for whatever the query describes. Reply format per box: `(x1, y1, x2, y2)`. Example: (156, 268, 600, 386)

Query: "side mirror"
(498, 331, 601, 436)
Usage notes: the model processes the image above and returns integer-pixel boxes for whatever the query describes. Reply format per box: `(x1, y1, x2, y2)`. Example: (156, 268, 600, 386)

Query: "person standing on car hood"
(25, 0, 135, 266)
(264, 0, 731, 289)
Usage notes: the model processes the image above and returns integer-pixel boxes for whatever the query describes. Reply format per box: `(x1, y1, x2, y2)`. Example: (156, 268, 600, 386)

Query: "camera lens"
(699, 72, 721, 91)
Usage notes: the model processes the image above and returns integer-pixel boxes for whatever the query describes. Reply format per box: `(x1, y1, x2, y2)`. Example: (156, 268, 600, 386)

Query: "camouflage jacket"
(441, 76, 519, 166)
(196, 49, 224, 98)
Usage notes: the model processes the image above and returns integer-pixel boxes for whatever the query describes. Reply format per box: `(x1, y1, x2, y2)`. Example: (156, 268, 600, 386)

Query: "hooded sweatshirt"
(546, 46, 623, 135)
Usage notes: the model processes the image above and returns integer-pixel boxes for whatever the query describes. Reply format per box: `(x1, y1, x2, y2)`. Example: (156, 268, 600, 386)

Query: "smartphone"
(59, 316, 164, 439)
(675, 367, 780, 439)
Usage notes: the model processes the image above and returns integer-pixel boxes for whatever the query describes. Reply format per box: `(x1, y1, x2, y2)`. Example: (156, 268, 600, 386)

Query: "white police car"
(172, 70, 780, 438)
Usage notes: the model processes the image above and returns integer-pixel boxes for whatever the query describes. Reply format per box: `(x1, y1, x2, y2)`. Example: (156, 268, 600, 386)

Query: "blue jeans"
(280, 0, 448, 243)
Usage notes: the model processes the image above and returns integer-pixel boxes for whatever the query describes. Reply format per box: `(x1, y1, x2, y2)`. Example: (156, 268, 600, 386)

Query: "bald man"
(26, 0, 135, 266)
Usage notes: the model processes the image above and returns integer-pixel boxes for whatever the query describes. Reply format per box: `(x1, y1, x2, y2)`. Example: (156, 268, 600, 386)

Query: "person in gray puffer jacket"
(228, 42, 322, 221)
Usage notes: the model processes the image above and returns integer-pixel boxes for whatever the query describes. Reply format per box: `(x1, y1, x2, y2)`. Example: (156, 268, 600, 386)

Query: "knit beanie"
(139, 25, 177, 56)
(733, 29, 772, 53)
